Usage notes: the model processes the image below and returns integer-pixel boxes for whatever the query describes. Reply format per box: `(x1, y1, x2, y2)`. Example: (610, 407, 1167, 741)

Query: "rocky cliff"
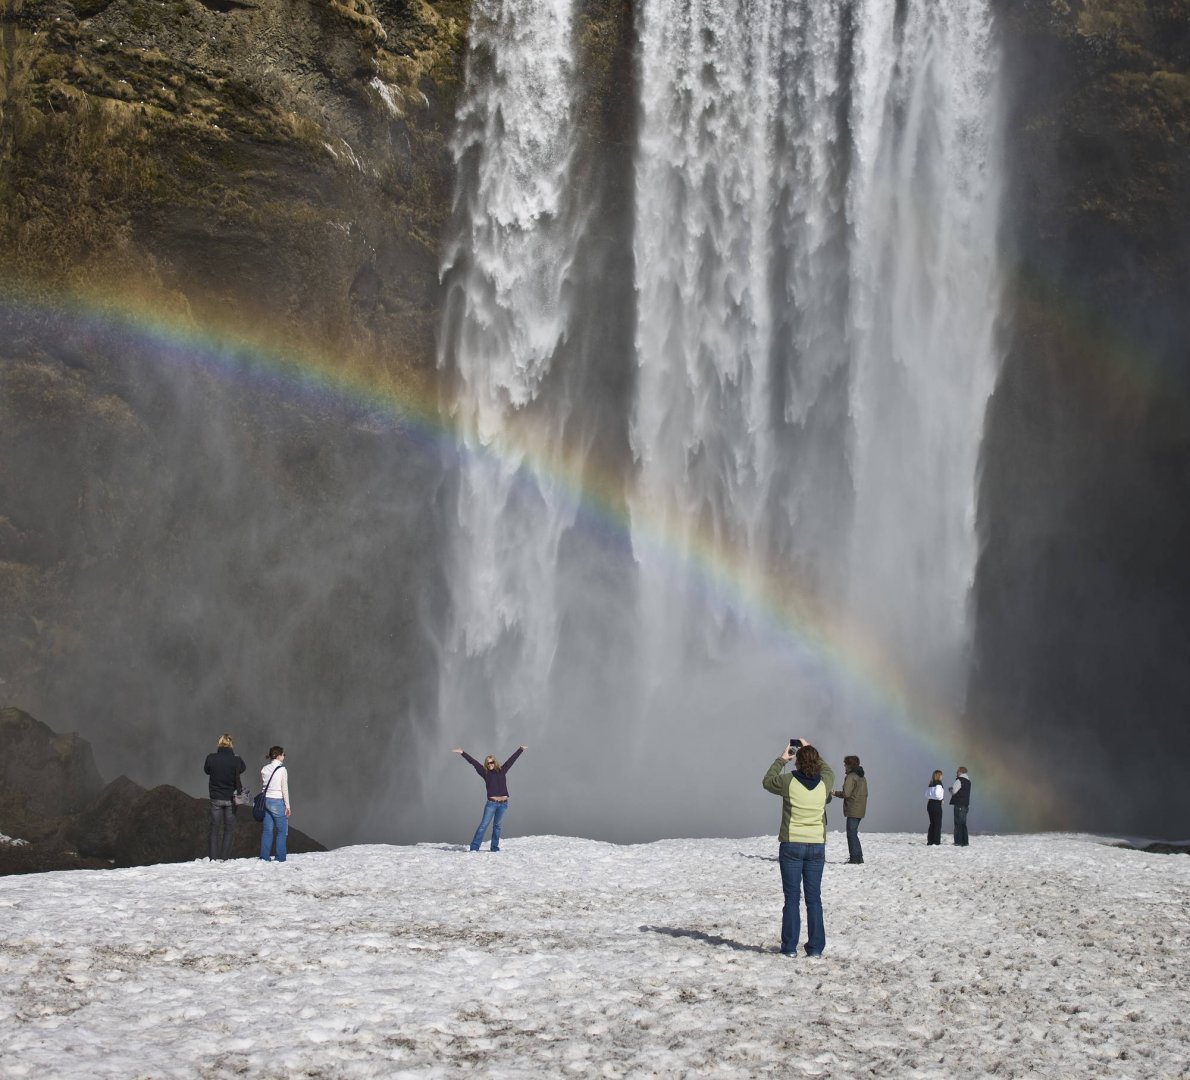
(0, 0, 467, 840)
(973, 0, 1190, 831)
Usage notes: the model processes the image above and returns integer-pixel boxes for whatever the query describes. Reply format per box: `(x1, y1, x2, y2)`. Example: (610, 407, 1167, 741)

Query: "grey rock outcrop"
(0, 707, 105, 822)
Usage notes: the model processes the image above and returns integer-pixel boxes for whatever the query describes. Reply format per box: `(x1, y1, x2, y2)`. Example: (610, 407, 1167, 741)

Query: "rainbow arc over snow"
(1, 282, 1070, 829)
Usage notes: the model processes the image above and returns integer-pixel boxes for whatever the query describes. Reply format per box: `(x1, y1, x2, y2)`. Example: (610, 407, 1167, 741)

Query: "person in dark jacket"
(831, 755, 868, 864)
(452, 745, 526, 852)
(204, 734, 246, 861)
(950, 766, 972, 846)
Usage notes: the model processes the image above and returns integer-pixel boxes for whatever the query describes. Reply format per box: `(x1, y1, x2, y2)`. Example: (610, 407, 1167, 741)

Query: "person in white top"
(259, 746, 291, 862)
(926, 770, 945, 846)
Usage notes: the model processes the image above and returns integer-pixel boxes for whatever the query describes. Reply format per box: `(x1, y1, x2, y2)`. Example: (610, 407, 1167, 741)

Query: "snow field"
(0, 832, 1187, 1078)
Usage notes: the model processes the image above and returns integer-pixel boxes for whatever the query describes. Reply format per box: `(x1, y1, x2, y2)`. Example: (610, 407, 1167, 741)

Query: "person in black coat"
(204, 734, 247, 861)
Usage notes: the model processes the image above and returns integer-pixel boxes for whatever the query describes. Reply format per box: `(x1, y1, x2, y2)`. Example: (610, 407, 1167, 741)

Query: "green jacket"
(762, 757, 836, 843)
(841, 769, 868, 819)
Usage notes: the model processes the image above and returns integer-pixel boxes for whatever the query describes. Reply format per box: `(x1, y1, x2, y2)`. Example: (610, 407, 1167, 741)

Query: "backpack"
(253, 765, 283, 822)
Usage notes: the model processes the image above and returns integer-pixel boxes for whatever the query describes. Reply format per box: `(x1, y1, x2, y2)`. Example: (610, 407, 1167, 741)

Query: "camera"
(789, 738, 803, 751)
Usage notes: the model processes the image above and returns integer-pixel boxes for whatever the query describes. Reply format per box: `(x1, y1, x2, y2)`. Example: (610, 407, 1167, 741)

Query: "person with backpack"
(204, 734, 246, 861)
(762, 739, 835, 957)
(259, 746, 291, 862)
(831, 755, 868, 864)
(452, 745, 526, 852)
(950, 766, 972, 846)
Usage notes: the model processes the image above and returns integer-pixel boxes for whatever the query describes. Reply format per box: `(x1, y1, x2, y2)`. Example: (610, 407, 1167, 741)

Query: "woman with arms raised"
(452, 745, 526, 852)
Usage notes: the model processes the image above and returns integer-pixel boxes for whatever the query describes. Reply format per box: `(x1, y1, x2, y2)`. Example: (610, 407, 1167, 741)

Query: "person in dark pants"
(452, 745, 526, 851)
(831, 756, 868, 864)
(950, 766, 972, 846)
(204, 734, 246, 861)
(926, 770, 945, 845)
(762, 740, 835, 957)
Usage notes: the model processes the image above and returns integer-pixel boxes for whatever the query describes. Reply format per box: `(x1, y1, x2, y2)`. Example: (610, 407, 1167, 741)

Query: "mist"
(420, 0, 1009, 842)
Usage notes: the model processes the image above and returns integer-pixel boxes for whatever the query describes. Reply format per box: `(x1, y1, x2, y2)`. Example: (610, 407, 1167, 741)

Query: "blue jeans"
(470, 799, 509, 851)
(953, 805, 969, 846)
(260, 798, 288, 861)
(845, 817, 864, 862)
(778, 842, 826, 955)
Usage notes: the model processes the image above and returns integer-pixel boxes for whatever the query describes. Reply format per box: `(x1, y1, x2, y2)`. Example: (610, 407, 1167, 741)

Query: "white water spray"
(435, 0, 580, 748)
(428, 0, 1005, 838)
(631, 0, 1003, 746)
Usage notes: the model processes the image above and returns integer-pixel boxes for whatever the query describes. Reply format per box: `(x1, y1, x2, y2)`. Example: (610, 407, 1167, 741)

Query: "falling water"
(844, 0, 1004, 706)
(435, 0, 581, 752)
(631, 0, 1004, 768)
(430, 0, 1005, 838)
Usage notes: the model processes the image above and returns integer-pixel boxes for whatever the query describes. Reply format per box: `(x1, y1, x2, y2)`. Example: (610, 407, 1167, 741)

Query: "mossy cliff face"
(0, 0, 467, 363)
(0, 0, 468, 838)
(973, 0, 1190, 831)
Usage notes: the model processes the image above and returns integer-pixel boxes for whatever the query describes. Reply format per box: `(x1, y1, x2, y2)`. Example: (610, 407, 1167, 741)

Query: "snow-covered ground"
(1, 833, 1187, 1078)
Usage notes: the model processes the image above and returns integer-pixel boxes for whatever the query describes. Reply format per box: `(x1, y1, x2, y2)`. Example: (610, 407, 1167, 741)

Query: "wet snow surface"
(1, 833, 1188, 1078)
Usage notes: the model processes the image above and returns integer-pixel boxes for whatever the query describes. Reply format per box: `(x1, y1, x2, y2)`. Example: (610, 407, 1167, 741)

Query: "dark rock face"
(0, 715, 325, 874)
(0, 707, 105, 821)
(70, 774, 146, 859)
(972, 0, 1190, 833)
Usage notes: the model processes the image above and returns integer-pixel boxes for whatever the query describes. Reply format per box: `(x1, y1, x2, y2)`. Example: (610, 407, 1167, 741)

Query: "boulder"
(69, 775, 147, 859)
(0, 708, 105, 825)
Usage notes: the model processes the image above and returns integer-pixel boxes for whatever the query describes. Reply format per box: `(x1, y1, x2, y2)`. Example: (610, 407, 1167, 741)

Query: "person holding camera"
(762, 739, 835, 957)
(831, 755, 868, 864)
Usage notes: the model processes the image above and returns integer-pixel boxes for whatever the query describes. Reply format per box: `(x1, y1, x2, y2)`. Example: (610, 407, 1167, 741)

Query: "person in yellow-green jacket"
(763, 740, 835, 957)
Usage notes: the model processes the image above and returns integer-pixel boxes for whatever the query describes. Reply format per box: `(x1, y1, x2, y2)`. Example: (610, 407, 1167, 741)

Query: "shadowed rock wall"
(0, 0, 467, 843)
(973, 0, 1190, 834)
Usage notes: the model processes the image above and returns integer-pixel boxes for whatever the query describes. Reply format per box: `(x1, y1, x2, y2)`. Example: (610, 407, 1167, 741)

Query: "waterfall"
(630, 0, 1003, 790)
(435, 0, 581, 754)
(428, 0, 1005, 838)
(844, 0, 1004, 706)
(632, 0, 853, 675)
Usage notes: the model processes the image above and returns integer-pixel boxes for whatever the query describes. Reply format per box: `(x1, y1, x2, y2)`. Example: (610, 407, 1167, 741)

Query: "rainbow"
(0, 280, 1067, 829)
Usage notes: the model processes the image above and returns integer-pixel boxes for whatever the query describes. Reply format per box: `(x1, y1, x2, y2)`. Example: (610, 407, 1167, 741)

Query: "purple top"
(461, 748, 523, 799)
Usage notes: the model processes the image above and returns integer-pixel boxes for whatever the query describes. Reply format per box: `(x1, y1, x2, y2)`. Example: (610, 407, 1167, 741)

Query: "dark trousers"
(953, 805, 969, 846)
(927, 800, 943, 845)
(209, 800, 236, 860)
(845, 817, 864, 862)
